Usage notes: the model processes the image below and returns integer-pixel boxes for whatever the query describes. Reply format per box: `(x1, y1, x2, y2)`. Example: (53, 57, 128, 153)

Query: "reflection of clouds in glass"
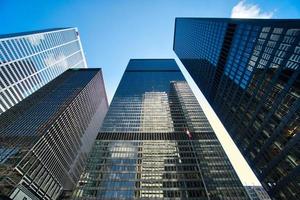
(27, 34, 45, 46)
(111, 143, 137, 158)
(141, 92, 172, 132)
(44, 53, 68, 69)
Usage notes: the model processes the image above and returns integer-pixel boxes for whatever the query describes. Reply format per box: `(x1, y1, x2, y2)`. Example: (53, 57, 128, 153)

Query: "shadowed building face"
(174, 18, 300, 199)
(0, 68, 108, 200)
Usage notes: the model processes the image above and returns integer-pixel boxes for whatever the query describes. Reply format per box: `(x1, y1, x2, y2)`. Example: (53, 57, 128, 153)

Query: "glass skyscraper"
(0, 68, 108, 200)
(72, 59, 249, 199)
(174, 18, 300, 199)
(0, 28, 87, 115)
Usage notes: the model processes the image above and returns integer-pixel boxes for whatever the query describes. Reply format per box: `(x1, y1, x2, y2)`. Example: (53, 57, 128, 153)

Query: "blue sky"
(1, 0, 300, 100)
(1, 0, 300, 185)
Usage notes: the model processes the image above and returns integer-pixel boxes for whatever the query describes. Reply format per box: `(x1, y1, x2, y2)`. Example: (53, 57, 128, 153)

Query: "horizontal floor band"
(96, 132, 215, 140)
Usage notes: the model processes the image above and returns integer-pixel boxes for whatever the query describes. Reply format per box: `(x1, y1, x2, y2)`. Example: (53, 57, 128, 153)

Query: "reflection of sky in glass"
(224, 24, 259, 89)
(174, 19, 227, 66)
(101, 59, 185, 133)
(0, 28, 86, 114)
(141, 92, 173, 132)
(99, 142, 137, 199)
(0, 147, 18, 163)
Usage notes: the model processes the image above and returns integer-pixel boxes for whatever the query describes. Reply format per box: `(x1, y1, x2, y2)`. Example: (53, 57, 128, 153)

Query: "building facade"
(244, 186, 271, 200)
(0, 28, 87, 115)
(72, 59, 249, 199)
(174, 18, 300, 199)
(0, 68, 108, 199)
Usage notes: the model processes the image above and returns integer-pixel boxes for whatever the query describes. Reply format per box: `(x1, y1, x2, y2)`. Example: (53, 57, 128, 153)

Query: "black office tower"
(0, 68, 108, 199)
(174, 18, 300, 199)
(73, 59, 249, 199)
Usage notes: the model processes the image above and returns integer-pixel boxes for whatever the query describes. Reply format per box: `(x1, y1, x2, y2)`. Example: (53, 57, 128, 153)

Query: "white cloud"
(231, 1, 274, 19)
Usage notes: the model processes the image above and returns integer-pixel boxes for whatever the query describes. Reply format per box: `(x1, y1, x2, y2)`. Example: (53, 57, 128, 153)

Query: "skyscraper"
(0, 28, 87, 115)
(173, 18, 300, 199)
(72, 59, 249, 199)
(0, 68, 108, 200)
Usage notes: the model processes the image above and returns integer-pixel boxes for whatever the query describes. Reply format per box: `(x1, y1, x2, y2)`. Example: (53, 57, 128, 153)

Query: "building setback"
(0, 28, 87, 115)
(0, 68, 108, 199)
(72, 59, 249, 199)
(173, 18, 300, 199)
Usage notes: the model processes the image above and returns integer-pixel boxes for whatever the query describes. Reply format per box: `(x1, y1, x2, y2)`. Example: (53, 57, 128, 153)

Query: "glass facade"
(0, 28, 87, 115)
(174, 18, 300, 199)
(73, 59, 249, 199)
(244, 186, 271, 200)
(0, 69, 108, 199)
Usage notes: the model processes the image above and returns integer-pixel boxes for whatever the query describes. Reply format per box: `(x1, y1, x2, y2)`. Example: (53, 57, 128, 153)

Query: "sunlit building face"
(0, 28, 87, 114)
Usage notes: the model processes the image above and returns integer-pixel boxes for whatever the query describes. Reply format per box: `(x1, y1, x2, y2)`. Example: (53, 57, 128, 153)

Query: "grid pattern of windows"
(74, 139, 247, 200)
(244, 186, 271, 200)
(0, 69, 108, 199)
(0, 28, 87, 114)
(174, 19, 226, 64)
(73, 59, 249, 199)
(101, 60, 185, 133)
(222, 24, 259, 89)
(174, 18, 300, 199)
(174, 19, 227, 98)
